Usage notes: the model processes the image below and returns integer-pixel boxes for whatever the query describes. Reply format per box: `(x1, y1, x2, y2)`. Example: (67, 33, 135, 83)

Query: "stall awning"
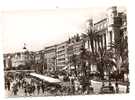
(61, 66, 68, 70)
(30, 73, 61, 83)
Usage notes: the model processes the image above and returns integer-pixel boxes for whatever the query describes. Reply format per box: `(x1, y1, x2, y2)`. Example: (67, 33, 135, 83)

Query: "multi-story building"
(66, 34, 85, 73)
(3, 44, 35, 71)
(34, 50, 44, 64)
(120, 11, 127, 40)
(11, 52, 27, 68)
(56, 41, 68, 71)
(84, 6, 127, 72)
(11, 45, 30, 68)
(43, 34, 85, 72)
(34, 50, 46, 73)
(3, 54, 12, 70)
(67, 34, 84, 56)
(44, 45, 57, 72)
(85, 6, 126, 53)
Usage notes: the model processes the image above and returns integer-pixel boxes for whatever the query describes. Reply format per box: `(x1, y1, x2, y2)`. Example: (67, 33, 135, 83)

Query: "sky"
(0, 0, 127, 53)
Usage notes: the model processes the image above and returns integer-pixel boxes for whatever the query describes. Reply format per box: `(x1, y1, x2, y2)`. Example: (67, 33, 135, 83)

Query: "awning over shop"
(70, 66, 75, 69)
(61, 66, 68, 70)
(30, 73, 61, 83)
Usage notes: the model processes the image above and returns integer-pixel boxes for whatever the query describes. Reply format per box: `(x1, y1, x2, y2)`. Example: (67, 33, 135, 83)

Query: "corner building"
(85, 6, 127, 53)
(85, 6, 127, 73)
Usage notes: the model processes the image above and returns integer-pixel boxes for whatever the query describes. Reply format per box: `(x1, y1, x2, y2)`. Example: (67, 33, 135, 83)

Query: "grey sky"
(0, 0, 127, 53)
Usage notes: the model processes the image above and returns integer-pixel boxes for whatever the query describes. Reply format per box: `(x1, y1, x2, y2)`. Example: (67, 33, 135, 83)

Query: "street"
(5, 77, 127, 97)
(5, 77, 54, 97)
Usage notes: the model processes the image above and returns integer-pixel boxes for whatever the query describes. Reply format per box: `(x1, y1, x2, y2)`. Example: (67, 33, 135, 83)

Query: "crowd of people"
(5, 72, 51, 96)
(5, 71, 95, 96)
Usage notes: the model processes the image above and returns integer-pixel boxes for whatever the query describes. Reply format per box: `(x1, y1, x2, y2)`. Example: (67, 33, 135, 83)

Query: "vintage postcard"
(1, 2, 128, 97)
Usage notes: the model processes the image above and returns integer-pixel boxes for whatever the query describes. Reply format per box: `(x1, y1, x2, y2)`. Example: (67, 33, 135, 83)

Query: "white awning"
(61, 66, 68, 70)
(30, 73, 61, 83)
(70, 66, 75, 69)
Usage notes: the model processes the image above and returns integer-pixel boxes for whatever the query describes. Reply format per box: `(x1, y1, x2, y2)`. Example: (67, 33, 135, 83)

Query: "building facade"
(3, 45, 35, 70)
(11, 52, 27, 68)
(11, 45, 31, 68)
(34, 50, 46, 73)
(3, 54, 12, 70)
(66, 34, 85, 74)
(85, 6, 127, 53)
(56, 41, 68, 71)
(44, 45, 57, 72)
(3, 6, 127, 76)
(84, 6, 127, 73)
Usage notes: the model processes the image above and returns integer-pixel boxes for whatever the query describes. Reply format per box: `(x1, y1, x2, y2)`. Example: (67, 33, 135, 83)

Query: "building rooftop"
(94, 18, 107, 25)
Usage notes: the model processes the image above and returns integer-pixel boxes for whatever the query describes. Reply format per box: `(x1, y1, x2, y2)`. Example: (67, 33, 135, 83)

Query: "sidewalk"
(92, 79, 129, 86)
(91, 80, 127, 94)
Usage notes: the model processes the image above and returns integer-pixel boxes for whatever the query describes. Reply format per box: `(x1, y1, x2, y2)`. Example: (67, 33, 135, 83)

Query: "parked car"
(100, 86, 115, 94)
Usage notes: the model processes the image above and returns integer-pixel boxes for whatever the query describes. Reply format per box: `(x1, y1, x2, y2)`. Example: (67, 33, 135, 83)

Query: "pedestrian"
(41, 83, 45, 94)
(7, 81, 10, 91)
(12, 85, 18, 95)
(32, 85, 35, 95)
(71, 78, 75, 94)
(115, 82, 119, 93)
(24, 86, 27, 96)
(37, 84, 40, 94)
(57, 89, 61, 96)
(27, 85, 30, 96)
(28, 85, 33, 96)
(20, 80, 22, 88)
(22, 79, 25, 88)
(18, 80, 21, 88)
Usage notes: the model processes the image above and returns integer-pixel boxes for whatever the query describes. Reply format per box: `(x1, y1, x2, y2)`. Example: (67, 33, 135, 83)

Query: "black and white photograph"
(0, 0, 129, 98)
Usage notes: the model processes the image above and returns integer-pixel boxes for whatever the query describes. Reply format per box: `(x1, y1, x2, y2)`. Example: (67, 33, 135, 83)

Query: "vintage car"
(100, 85, 115, 94)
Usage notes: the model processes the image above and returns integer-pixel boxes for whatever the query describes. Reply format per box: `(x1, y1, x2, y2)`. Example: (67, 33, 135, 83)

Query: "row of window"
(57, 46, 65, 50)
(57, 58, 65, 61)
(57, 50, 65, 54)
(94, 22, 107, 31)
(45, 49, 56, 54)
(57, 54, 65, 57)
(85, 31, 115, 50)
(57, 62, 66, 65)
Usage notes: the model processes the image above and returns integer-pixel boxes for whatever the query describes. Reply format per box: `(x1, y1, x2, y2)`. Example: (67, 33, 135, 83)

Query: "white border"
(1, 0, 135, 99)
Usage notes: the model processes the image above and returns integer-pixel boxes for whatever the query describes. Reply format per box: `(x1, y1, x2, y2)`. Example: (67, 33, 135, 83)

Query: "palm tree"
(87, 27, 96, 54)
(110, 32, 129, 93)
(70, 54, 78, 77)
(96, 47, 116, 87)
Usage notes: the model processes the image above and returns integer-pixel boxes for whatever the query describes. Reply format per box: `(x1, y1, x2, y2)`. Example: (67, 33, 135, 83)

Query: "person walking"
(29, 85, 33, 96)
(71, 78, 75, 95)
(7, 81, 10, 91)
(24, 86, 27, 96)
(12, 85, 18, 96)
(37, 84, 40, 95)
(32, 84, 35, 95)
(115, 82, 119, 93)
(18, 80, 21, 88)
(24, 83, 28, 96)
(41, 84, 45, 94)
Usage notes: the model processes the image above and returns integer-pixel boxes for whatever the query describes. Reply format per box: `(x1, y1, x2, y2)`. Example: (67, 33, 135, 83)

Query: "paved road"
(5, 86, 53, 97)
(5, 78, 127, 97)
(5, 77, 54, 97)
